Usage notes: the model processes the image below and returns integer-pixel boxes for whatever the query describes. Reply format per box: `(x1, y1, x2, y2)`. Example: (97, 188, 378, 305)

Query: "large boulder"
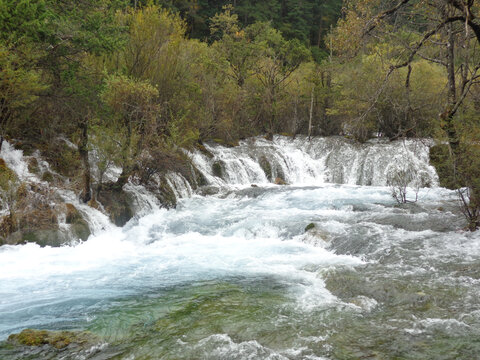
(65, 203, 91, 241)
(97, 186, 134, 226)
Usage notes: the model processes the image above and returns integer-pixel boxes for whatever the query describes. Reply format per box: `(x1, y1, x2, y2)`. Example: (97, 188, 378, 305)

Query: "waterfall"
(189, 135, 438, 188)
(165, 172, 194, 199)
(0, 141, 113, 236)
(0, 136, 439, 245)
(4, 137, 480, 360)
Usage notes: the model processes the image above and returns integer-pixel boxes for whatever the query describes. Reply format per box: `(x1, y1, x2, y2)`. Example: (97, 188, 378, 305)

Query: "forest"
(0, 0, 479, 231)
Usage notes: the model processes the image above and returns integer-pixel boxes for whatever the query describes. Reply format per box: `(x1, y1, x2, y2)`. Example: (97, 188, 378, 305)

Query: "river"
(1, 136, 479, 359)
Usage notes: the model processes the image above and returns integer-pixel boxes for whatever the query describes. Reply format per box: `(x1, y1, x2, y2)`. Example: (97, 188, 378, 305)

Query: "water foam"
(189, 136, 438, 188)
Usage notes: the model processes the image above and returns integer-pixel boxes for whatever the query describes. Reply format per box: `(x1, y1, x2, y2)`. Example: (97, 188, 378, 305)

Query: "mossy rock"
(22, 229, 65, 247)
(65, 204, 90, 241)
(213, 138, 239, 147)
(158, 178, 177, 209)
(305, 223, 315, 232)
(19, 206, 58, 231)
(195, 143, 214, 158)
(41, 171, 54, 183)
(65, 203, 81, 224)
(259, 156, 272, 181)
(71, 222, 91, 241)
(42, 141, 81, 178)
(276, 166, 286, 182)
(97, 186, 134, 226)
(27, 158, 40, 174)
(0, 158, 17, 191)
(197, 185, 221, 196)
(87, 198, 100, 210)
(16, 183, 28, 199)
(274, 177, 287, 185)
(0, 215, 17, 239)
(14, 141, 36, 156)
(188, 165, 208, 188)
(7, 329, 98, 350)
(212, 161, 224, 178)
(195, 170, 208, 187)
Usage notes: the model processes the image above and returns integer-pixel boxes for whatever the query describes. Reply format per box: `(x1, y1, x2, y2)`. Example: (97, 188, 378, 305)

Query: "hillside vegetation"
(0, 0, 479, 233)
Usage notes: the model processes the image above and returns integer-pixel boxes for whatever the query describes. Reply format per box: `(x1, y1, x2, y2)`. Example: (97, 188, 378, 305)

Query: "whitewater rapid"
(2, 136, 480, 359)
(0, 186, 370, 338)
(190, 136, 438, 188)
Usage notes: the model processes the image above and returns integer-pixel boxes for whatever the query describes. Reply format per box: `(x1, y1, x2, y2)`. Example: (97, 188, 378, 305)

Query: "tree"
(101, 75, 160, 188)
(0, 0, 51, 145)
(42, 0, 126, 202)
(246, 21, 311, 137)
(210, 5, 261, 87)
(331, 0, 480, 229)
(0, 46, 46, 146)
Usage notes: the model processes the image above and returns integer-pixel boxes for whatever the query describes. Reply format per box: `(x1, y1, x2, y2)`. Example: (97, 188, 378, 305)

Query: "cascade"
(0, 141, 112, 235)
(189, 135, 438, 188)
(2, 137, 480, 360)
(0, 136, 440, 242)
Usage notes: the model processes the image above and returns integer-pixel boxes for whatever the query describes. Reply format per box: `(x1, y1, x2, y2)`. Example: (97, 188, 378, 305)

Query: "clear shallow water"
(1, 184, 480, 359)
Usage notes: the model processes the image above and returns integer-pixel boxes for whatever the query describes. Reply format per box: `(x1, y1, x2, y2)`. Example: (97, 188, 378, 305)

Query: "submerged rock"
(259, 156, 273, 181)
(212, 161, 224, 178)
(305, 223, 315, 232)
(302, 225, 331, 247)
(197, 185, 221, 196)
(1, 329, 113, 360)
(7, 329, 96, 349)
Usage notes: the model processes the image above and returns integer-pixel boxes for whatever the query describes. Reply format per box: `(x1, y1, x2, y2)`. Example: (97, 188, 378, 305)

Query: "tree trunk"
(403, 64, 412, 137)
(293, 96, 298, 138)
(115, 117, 134, 189)
(308, 87, 314, 140)
(268, 86, 276, 140)
(79, 119, 91, 203)
(114, 167, 131, 189)
(444, 23, 460, 153)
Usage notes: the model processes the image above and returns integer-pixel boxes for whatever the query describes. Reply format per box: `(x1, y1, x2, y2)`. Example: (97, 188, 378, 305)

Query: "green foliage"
(113, 4, 185, 79)
(0, 0, 51, 44)
(0, 45, 46, 135)
(0, 158, 18, 212)
(90, 123, 123, 187)
(101, 74, 160, 179)
(332, 48, 445, 141)
(151, 0, 342, 49)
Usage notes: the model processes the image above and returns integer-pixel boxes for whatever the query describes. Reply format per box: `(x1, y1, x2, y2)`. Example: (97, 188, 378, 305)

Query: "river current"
(1, 136, 480, 359)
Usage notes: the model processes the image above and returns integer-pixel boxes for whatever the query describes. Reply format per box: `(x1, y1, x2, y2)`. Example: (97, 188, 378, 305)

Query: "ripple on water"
(1, 184, 480, 359)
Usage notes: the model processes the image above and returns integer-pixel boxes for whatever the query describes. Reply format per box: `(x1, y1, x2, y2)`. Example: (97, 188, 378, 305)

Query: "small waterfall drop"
(165, 172, 194, 199)
(0, 141, 113, 236)
(189, 136, 438, 188)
